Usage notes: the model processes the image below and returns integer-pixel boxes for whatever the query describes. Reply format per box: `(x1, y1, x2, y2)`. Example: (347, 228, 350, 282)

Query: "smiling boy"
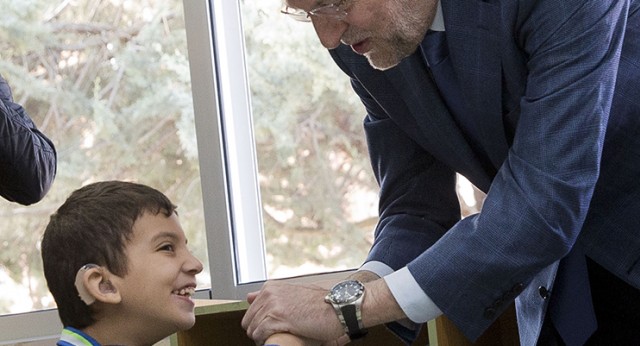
(41, 181, 203, 346)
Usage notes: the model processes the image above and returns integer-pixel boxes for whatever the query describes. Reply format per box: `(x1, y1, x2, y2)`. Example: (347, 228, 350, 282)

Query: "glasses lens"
(280, 6, 311, 22)
(310, 3, 347, 20)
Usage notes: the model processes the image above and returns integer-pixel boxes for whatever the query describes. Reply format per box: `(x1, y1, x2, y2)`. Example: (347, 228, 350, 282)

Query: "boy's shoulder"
(57, 326, 102, 346)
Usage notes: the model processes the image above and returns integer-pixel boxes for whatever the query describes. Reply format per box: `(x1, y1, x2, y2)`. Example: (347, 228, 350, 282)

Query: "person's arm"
(242, 275, 409, 344)
(408, 0, 628, 340)
(0, 74, 57, 205)
(328, 48, 458, 342)
(264, 333, 321, 346)
(356, 263, 442, 342)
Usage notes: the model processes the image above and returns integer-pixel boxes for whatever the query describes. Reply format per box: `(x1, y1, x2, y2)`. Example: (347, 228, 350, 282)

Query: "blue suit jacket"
(0, 75, 57, 205)
(329, 0, 640, 344)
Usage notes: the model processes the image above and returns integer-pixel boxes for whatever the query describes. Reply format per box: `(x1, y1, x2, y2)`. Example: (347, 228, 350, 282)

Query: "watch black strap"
(340, 305, 368, 340)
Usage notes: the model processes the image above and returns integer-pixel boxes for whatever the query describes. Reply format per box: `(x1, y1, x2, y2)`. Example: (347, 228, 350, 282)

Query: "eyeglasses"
(281, 0, 349, 22)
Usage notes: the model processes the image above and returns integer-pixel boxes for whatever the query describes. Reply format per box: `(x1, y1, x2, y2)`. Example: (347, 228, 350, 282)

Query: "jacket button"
(538, 286, 549, 300)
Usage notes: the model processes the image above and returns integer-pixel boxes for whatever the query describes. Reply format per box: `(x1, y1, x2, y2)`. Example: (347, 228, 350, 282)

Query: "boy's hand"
(264, 332, 321, 346)
(263, 332, 350, 346)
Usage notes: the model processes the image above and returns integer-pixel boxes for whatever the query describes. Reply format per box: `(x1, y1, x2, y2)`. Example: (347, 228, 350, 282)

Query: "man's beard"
(364, 36, 421, 71)
(359, 1, 430, 70)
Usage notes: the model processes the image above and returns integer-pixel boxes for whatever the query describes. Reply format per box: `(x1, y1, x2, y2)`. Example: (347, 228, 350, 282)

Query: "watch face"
(329, 280, 364, 304)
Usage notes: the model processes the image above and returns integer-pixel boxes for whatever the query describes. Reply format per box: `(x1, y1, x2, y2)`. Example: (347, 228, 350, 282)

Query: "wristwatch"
(324, 279, 368, 340)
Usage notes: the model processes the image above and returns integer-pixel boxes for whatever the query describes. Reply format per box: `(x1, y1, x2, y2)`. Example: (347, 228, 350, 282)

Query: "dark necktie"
(548, 246, 598, 345)
(419, 30, 493, 170)
(419, 30, 467, 121)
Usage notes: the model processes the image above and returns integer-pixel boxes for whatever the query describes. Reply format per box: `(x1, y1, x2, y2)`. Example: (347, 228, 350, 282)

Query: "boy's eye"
(159, 244, 175, 252)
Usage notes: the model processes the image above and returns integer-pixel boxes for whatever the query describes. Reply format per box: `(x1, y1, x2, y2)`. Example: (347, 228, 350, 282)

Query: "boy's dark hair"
(41, 181, 176, 328)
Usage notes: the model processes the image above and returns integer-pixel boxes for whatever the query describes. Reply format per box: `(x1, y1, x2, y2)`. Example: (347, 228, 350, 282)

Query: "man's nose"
(312, 17, 348, 49)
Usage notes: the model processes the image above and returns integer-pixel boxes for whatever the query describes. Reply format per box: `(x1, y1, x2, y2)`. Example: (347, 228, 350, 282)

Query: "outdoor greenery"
(0, 0, 205, 314)
(240, 2, 378, 275)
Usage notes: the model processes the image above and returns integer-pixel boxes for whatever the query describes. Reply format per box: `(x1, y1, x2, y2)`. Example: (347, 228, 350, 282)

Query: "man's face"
(111, 212, 203, 343)
(287, 0, 437, 70)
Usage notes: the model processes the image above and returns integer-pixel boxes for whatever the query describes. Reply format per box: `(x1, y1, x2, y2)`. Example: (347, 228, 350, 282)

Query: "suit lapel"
(341, 46, 492, 191)
(441, 0, 510, 169)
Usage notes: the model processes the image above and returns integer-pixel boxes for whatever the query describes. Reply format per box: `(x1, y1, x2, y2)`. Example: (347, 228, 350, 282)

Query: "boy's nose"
(185, 252, 204, 274)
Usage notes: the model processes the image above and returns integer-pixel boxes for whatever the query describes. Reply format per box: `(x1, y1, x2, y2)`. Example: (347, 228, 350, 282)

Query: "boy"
(41, 180, 203, 346)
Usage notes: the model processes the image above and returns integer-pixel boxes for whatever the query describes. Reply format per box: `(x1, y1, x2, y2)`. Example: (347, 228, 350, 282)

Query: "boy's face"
(112, 211, 203, 339)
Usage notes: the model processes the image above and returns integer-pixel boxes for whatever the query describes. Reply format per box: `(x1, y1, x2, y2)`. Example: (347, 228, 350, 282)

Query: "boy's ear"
(76, 264, 122, 305)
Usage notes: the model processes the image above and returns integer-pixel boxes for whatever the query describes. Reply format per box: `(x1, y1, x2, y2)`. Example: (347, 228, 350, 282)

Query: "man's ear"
(76, 265, 122, 305)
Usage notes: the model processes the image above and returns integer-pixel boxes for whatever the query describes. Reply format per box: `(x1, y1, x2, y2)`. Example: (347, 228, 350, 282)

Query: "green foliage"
(240, 2, 377, 273)
(0, 0, 205, 314)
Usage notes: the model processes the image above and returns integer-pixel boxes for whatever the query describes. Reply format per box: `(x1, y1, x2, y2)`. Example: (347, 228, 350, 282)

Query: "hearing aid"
(74, 263, 99, 305)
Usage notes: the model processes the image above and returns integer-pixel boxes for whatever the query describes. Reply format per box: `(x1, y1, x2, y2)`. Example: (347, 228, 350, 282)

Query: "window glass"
(236, 1, 486, 280)
(238, 1, 377, 280)
(0, 0, 208, 315)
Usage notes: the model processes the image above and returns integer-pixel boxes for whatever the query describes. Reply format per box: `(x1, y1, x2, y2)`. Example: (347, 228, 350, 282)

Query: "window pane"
(235, 2, 488, 282)
(238, 2, 377, 280)
(0, 0, 209, 315)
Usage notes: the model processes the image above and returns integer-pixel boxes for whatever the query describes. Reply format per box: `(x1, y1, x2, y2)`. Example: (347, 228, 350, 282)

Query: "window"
(1, 0, 208, 341)
(211, 0, 378, 286)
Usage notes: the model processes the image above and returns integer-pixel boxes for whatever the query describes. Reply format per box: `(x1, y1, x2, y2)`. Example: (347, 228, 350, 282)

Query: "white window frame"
(189, 0, 350, 300)
(193, 0, 268, 290)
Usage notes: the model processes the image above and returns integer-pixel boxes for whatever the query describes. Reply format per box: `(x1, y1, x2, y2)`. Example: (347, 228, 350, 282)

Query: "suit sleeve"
(330, 47, 462, 273)
(406, 0, 630, 340)
(0, 76, 57, 205)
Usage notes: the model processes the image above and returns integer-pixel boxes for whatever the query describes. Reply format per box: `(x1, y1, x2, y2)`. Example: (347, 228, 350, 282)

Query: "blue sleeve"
(0, 75, 57, 205)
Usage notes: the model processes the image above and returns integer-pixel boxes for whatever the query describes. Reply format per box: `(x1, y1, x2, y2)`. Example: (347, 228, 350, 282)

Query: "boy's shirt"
(57, 326, 101, 346)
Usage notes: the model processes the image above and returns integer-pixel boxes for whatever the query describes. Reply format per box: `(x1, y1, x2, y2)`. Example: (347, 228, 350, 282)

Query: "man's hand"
(242, 280, 345, 344)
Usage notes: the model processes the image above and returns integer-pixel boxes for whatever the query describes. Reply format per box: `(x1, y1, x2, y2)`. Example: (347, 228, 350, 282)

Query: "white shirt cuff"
(384, 267, 443, 323)
(359, 261, 394, 278)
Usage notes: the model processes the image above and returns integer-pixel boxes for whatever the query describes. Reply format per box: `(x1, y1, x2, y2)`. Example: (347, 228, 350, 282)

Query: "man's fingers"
(247, 290, 259, 304)
(243, 287, 289, 342)
(241, 291, 262, 331)
(247, 310, 290, 344)
(242, 286, 270, 330)
(336, 334, 350, 345)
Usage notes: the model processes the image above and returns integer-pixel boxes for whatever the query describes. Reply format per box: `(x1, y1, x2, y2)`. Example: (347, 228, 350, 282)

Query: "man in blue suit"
(242, 0, 640, 345)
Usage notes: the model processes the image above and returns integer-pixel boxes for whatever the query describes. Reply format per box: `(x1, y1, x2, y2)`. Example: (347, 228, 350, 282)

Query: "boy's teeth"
(173, 287, 195, 296)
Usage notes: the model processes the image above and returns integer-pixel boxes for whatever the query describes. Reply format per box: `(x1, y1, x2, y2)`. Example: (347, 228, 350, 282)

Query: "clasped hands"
(241, 279, 350, 345)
